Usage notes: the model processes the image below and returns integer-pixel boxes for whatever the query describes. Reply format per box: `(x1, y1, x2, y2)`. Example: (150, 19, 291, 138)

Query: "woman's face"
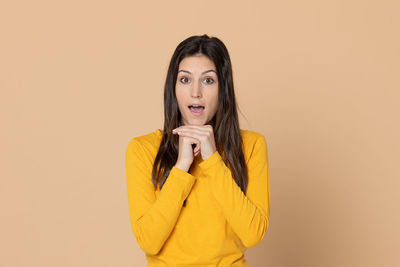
(175, 54, 219, 126)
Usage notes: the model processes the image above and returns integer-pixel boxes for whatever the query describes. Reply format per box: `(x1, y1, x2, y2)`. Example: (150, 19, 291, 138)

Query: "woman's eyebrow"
(178, 69, 217, 75)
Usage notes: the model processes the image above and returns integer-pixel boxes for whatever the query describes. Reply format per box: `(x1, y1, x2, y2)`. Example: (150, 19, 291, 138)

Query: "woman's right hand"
(174, 133, 200, 172)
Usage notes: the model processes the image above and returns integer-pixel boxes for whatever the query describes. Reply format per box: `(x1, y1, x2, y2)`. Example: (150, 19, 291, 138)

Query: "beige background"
(1, 1, 399, 266)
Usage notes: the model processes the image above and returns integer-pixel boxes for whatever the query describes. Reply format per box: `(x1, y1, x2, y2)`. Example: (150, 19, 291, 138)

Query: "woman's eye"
(180, 77, 189, 83)
(204, 77, 214, 84)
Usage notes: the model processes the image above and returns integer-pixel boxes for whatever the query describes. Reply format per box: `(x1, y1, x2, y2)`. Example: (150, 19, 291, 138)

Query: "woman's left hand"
(172, 125, 217, 160)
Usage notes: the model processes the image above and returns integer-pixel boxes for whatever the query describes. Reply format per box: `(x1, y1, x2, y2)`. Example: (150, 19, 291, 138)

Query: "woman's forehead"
(178, 55, 216, 71)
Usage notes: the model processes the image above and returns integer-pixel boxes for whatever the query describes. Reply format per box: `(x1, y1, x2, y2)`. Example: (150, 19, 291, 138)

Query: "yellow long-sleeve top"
(125, 128, 271, 267)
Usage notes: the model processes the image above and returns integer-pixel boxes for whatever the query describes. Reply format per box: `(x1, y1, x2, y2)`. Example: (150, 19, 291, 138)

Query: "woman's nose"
(191, 80, 202, 98)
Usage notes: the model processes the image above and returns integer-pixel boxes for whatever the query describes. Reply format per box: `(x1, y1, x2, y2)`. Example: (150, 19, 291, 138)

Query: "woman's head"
(175, 54, 219, 126)
(163, 34, 238, 132)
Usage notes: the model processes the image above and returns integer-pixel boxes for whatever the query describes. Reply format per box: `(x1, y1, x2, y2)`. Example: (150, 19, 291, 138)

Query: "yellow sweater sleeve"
(197, 135, 271, 248)
(125, 139, 196, 255)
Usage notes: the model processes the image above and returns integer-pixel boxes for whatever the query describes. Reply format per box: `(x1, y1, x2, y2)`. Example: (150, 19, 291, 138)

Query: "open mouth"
(188, 105, 205, 116)
(188, 105, 205, 111)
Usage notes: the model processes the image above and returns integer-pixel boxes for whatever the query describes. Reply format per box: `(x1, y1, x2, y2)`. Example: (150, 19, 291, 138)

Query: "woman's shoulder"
(240, 128, 265, 142)
(239, 129, 268, 156)
(127, 129, 163, 151)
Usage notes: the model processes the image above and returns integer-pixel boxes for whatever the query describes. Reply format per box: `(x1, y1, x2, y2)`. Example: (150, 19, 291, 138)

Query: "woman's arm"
(197, 135, 271, 248)
(125, 139, 196, 255)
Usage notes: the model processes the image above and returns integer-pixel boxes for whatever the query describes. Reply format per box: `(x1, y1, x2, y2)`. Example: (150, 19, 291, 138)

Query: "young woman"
(125, 34, 271, 266)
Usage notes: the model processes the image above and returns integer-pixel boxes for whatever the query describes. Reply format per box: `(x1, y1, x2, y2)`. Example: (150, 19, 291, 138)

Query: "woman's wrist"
(174, 162, 190, 173)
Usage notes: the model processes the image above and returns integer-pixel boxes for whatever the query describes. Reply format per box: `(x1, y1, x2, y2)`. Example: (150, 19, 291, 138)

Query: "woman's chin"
(184, 117, 206, 126)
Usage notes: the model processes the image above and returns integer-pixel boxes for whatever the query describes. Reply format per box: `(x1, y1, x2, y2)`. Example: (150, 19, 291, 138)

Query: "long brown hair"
(152, 34, 248, 195)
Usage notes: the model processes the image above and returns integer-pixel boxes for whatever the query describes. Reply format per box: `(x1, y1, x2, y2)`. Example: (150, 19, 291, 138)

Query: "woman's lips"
(188, 106, 204, 116)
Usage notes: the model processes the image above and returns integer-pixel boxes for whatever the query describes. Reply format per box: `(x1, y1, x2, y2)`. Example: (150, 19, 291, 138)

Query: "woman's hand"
(172, 125, 217, 164)
(173, 131, 200, 172)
